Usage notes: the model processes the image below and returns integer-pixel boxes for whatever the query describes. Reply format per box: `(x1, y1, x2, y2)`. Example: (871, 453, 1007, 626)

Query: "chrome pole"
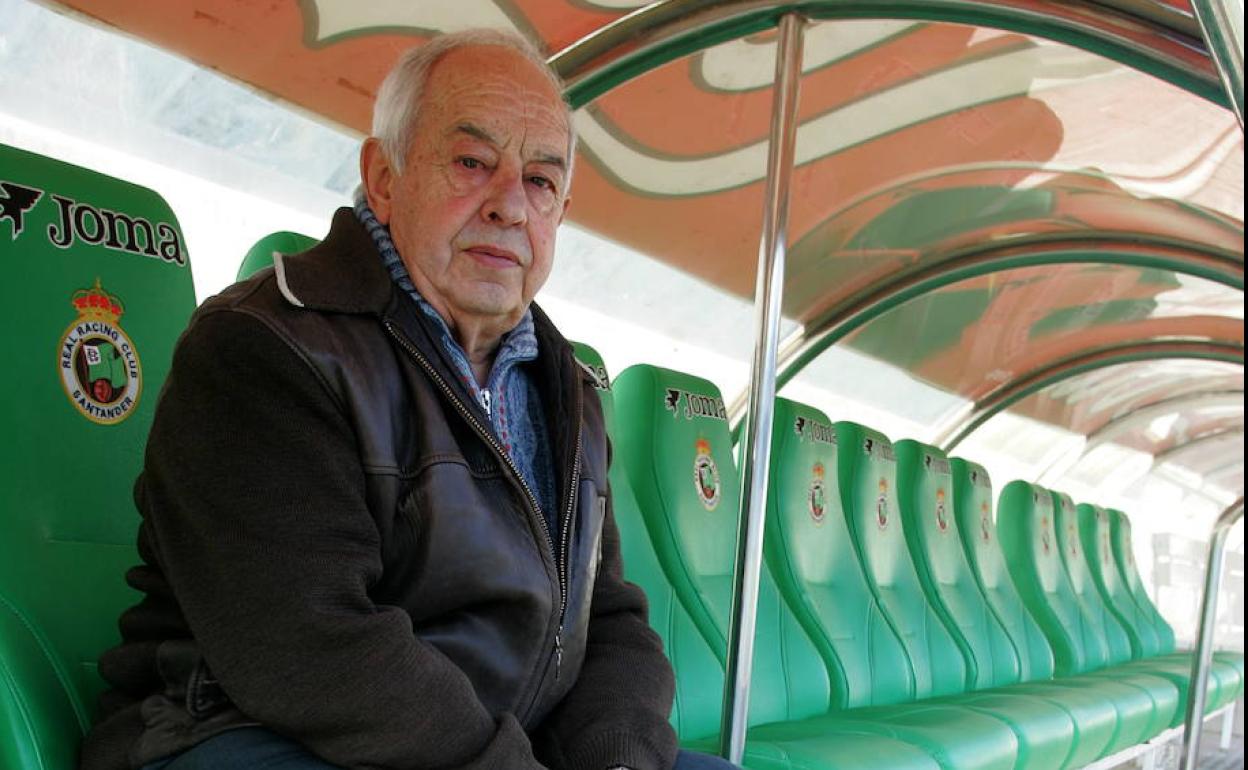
(1179, 497, 1245, 770)
(1191, 0, 1245, 128)
(720, 11, 805, 765)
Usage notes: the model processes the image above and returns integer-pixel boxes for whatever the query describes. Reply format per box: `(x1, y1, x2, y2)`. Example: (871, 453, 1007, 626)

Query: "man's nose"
(482, 168, 527, 227)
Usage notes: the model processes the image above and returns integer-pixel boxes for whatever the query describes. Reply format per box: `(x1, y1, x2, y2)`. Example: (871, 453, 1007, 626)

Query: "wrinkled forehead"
(422, 47, 571, 155)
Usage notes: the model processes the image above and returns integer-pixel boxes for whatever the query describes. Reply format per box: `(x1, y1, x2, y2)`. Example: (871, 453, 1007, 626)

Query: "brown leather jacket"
(81, 209, 677, 770)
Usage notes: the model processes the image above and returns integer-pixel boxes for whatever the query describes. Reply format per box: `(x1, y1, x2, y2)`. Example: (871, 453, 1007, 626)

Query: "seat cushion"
(1023, 676, 1159, 752)
(1076, 670, 1179, 740)
(753, 704, 1020, 770)
(1111, 656, 1238, 717)
(1003, 681, 1118, 767)
(935, 691, 1075, 769)
(685, 734, 943, 770)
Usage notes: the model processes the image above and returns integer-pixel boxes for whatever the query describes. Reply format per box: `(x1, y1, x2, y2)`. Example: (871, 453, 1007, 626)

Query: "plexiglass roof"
(9, 0, 1244, 511)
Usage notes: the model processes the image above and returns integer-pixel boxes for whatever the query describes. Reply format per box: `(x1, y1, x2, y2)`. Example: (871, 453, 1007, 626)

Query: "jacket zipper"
(383, 321, 580, 686)
(554, 384, 583, 681)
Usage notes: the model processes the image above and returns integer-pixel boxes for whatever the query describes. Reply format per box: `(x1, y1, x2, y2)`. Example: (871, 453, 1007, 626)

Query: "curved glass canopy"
(14, 0, 1243, 509)
(981, 359, 1245, 504)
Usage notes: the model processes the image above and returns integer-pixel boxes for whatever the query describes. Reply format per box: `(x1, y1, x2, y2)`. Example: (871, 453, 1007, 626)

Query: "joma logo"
(47, 194, 186, 266)
(664, 388, 727, 421)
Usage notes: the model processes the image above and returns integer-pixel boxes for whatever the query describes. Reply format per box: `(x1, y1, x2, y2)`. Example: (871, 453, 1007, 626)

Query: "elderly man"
(81, 29, 737, 770)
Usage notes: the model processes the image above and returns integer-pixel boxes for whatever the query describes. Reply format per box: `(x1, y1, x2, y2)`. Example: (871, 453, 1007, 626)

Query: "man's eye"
(528, 175, 555, 192)
(458, 157, 485, 170)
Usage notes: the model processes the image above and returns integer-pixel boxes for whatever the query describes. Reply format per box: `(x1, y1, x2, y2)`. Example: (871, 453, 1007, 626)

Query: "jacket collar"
(276, 206, 583, 386)
(274, 207, 394, 315)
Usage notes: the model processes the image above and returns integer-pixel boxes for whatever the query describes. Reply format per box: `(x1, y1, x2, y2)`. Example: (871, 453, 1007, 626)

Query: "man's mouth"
(463, 245, 522, 269)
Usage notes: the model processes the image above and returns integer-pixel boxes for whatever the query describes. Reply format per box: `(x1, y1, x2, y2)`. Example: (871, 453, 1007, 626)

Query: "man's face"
(366, 45, 571, 335)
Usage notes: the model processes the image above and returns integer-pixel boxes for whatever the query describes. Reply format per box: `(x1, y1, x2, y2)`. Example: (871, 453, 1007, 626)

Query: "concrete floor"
(1191, 698, 1243, 770)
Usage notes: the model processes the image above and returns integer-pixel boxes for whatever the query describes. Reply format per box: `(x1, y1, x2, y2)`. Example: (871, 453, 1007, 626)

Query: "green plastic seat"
(763, 401, 914, 711)
(570, 342, 730, 743)
(1079, 503, 1163, 659)
(895, 441, 1077, 769)
(1049, 492, 1183, 733)
(1109, 510, 1174, 650)
(594, 356, 938, 763)
(236, 230, 320, 281)
(795, 420, 1022, 770)
(1106, 508, 1244, 702)
(950, 461, 1118, 766)
(0, 143, 198, 770)
(729, 403, 1011, 770)
(761, 404, 1069, 769)
(1078, 503, 1240, 712)
(997, 483, 1179, 743)
(612, 366, 946, 769)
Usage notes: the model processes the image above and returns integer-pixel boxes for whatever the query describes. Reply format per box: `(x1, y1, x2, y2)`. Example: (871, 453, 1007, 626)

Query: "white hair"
(371, 29, 576, 183)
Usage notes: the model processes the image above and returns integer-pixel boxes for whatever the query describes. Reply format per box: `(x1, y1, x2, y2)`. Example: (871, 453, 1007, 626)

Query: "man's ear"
(559, 194, 572, 225)
(360, 138, 396, 224)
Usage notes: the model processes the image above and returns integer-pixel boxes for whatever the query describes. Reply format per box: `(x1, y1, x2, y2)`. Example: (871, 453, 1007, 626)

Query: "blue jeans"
(144, 726, 741, 769)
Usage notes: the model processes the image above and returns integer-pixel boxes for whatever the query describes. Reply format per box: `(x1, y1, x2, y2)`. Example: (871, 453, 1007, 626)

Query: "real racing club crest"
(1098, 509, 1112, 566)
(808, 462, 827, 524)
(693, 437, 721, 511)
(935, 487, 949, 532)
(876, 477, 890, 530)
(59, 279, 141, 425)
(980, 501, 992, 543)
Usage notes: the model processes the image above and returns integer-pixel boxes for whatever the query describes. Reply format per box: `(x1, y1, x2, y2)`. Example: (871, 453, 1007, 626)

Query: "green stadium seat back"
(834, 423, 967, 699)
(1081, 506, 1240, 714)
(1076, 503, 1239, 711)
(998, 482, 1105, 676)
(746, 561, 967, 767)
(568, 345, 726, 741)
(896, 442, 1021, 691)
(809, 423, 1024, 770)
(613, 368, 998, 768)
(1051, 494, 1179, 735)
(1103, 508, 1243, 704)
(613, 365, 741, 657)
(951, 460, 1056, 683)
(999, 483, 1181, 740)
(0, 144, 196, 769)
(748, 563, 837, 727)
(896, 444, 1079, 768)
(764, 399, 914, 709)
(236, 230, 319, 281)
(950, 463, 1122, 764)
(1107, 509, 1177, 653)
(1052, 494, 1133, 667)
(612, 366, 836, 740)
(1077, 504, 1161, 659)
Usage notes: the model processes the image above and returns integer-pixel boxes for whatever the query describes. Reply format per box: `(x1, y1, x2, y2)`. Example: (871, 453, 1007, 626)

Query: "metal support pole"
(1179, 497, 1245, 769)
(1191, 0, 1245, 128)
(1219, 702, 1235, 749)
(719, 12, 805, 765)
